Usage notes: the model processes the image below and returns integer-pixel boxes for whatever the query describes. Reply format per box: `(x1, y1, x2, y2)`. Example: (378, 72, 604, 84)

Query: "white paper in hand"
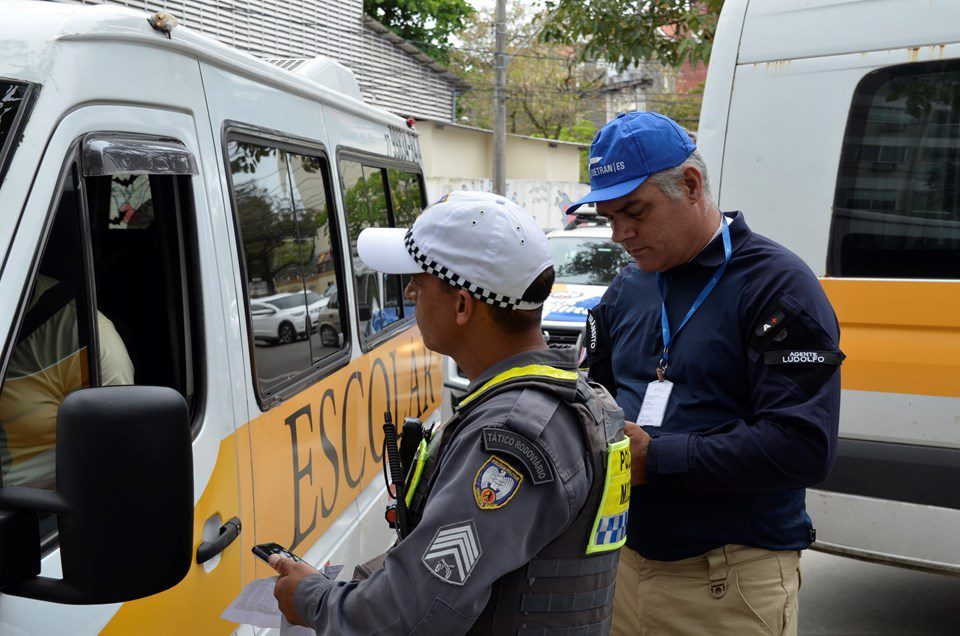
(221, 577, 283, 629)
(637, 380, 673, 428)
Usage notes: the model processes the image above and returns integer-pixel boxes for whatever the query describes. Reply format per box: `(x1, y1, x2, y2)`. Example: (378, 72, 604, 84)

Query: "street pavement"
(799, 549, 960, 634)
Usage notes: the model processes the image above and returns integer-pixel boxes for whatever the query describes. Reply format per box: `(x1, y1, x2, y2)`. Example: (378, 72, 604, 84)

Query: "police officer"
(569, 113, 843, 635)
(270, 191, 630, 635)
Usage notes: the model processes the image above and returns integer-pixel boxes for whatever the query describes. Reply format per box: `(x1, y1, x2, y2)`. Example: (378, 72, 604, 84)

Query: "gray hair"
(648, 149, 713, 203)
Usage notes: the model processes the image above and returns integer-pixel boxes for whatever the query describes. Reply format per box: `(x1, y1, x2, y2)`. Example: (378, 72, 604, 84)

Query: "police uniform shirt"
(293, 348, 593, 634)
(586, 211, 842, 561)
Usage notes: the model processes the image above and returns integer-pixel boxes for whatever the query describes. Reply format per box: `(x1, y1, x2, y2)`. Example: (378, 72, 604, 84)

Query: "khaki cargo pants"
(611, 544, 801, 635)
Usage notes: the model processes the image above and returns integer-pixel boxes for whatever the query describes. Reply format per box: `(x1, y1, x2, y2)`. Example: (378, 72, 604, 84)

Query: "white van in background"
(699, 0, 960, 573)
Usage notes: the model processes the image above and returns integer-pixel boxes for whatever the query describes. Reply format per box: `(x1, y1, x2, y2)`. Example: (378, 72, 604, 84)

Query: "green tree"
(364, 0, 475, 63)
(449, 4, 606, 141)
(540, 0, 725, 70)
(648, 80, 705, 129)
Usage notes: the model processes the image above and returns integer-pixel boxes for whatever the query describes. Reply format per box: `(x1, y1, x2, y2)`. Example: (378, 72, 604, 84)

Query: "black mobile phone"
(252, 542, 305, 564)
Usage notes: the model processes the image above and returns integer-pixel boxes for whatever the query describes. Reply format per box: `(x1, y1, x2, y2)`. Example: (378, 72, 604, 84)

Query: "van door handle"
(196, 516, 242, 564)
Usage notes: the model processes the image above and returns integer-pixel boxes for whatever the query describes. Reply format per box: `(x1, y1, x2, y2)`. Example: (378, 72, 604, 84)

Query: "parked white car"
(314, 291, 343, 348)
(250, 293, 311, 345)
(541, 223, 632, 350)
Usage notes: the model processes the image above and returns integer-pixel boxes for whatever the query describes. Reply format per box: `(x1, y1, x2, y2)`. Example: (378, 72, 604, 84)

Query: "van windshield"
(0, 82, 33, 184)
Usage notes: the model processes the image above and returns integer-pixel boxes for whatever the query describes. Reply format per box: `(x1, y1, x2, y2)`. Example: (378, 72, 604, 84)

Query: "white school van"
(699, 0, 960, 573)
(0, 2, 439, 633)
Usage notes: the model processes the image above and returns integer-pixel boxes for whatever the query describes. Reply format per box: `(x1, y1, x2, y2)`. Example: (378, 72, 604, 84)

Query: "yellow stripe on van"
(102, 326, 441, 634)
(821, 278, 960, 397)
(102, 435, 242, 636)
(246, 329, 441, 581)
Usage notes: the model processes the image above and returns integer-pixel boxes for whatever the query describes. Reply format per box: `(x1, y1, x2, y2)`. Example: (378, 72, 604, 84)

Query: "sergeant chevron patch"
(422, 521, 482, 586)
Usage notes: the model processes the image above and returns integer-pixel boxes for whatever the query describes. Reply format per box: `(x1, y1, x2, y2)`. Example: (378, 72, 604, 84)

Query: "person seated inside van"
(0, 274, 133, 488)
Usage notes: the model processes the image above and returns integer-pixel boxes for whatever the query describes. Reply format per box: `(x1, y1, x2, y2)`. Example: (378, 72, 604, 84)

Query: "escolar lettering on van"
(282, 340, 438, 551)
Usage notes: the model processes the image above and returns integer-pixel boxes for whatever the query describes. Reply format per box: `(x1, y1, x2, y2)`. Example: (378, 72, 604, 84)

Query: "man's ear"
(455, 289, 475, 326)
(682, 165, 704, 203)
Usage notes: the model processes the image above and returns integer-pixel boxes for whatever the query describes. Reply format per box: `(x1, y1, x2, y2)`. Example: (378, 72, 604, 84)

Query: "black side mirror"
(0, 386, 193, 604)
(358, 304, 372, 322)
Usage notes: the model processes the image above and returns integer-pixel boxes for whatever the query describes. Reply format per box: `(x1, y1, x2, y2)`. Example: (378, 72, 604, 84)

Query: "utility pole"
(492, 0, 507, 195)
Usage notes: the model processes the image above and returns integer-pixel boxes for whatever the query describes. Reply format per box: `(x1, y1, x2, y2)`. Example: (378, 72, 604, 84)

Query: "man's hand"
(269, 553, 318, 627)
(624, 421, 650, 485)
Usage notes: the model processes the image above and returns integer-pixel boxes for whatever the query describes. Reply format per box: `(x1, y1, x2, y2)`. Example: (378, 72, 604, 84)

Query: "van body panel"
(807, 489, 960, 573)
(696, 0, 749, 202)
(822, 279, 960, 403)
(702, 0, 960, 571)
(718, 44, 960, 273)
(738, 0, 960, 64)
(101, 436, 242, 634)
(837, 390, 960, 449)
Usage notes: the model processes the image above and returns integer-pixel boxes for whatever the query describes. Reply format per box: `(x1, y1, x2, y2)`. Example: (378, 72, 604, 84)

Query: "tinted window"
(229, 139, 348, 401)
(549, 236, 632, 286)
(287, 152, 343, 362)
(0, 82, 33, 184)
(387, 168, 424, 228)
(0, 150, 200, 543)
(339, 159, 410, 343)
(386, 168, 425, 297)
(828, 60, 960, 278)
(0, 167, 91, 492)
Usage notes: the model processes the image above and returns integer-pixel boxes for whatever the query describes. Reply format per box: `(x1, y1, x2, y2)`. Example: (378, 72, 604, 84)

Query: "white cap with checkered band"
(357, 191, 552, 310)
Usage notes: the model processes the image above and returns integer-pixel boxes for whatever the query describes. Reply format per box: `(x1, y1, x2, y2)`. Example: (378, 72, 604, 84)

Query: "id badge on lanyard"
(637, 218, 732, 427)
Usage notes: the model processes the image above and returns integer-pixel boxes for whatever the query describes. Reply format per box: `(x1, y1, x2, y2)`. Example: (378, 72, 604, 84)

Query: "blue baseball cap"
(569, 112, 696, 213)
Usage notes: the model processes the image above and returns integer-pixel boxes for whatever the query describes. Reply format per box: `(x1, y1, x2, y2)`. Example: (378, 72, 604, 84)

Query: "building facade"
(62, 0, 466, 120)
(417, 120, 589, 229)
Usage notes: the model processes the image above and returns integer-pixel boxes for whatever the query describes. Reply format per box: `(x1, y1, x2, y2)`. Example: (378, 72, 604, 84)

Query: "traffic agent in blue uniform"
(571, 111, 843, 635)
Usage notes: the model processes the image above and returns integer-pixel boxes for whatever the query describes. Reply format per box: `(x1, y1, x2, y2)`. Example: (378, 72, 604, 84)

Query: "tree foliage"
(540, 0, 725, 70)
(363, 0, 475, 63)
(650, 81, 705, 128)
(449, 4, 606, 142)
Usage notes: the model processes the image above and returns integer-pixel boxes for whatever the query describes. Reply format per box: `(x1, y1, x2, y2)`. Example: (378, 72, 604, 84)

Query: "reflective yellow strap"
(404, 439, 428, 508)
(586, 438, 631, 555)
(458, 364, 578, 408)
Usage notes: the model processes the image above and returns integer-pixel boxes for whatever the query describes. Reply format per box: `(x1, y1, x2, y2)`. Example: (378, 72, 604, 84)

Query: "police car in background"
(442, 209, 631, 418)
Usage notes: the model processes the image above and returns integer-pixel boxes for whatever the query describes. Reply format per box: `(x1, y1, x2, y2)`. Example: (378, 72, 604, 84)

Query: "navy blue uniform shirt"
(586, 212, 842, 561)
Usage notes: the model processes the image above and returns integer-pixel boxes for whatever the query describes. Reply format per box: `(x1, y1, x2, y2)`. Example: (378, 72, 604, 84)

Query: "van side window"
(386, 168, 425, 228)
(828, 60, 960, 278)
(339, 159, 424, 346)
(228, 139, 348, 404)
(385, 168, 425, 305)
(0, 139, 200, 540)
(340, 159, 403, 344)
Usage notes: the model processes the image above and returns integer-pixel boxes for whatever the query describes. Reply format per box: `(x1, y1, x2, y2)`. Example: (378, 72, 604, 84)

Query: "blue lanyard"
(656, 218, 732, 378)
